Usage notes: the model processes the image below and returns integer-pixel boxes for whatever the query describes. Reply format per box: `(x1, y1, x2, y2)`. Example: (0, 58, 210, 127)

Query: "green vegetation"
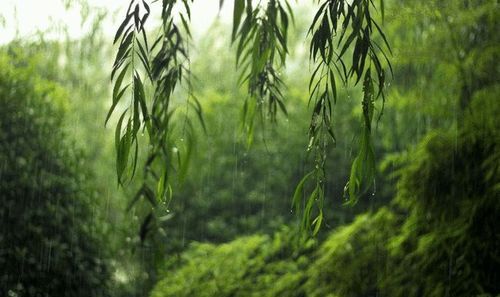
(152, 228, 314, 297)
(151, 97, 500, 296)
(0, 0, 498, 296)
(0, 51, 110, 297)
(107, 0, 392, 235)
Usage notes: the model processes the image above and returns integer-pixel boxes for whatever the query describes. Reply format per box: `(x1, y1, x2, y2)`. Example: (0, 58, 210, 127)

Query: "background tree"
(0, 48, 111, 297)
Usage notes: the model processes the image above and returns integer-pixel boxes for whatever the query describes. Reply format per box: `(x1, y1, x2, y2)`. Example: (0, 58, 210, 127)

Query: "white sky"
(0, 0, 233, 44)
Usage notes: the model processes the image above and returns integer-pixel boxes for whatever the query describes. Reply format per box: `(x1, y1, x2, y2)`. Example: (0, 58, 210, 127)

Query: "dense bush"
(305, 208, 401, 297)
(151, 227, 314, 297)
(306, 94, 498, 296)
(380, 94, 500, 296)
(0, 52, 111, 297)
(307, 99, 499, 296)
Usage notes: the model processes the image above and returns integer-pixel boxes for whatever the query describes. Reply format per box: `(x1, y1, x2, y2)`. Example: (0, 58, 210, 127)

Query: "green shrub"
(383, 100, 500, 296)
(151, 227, 314, 297)
(0, 52, 111, 297)
(305, 208, 401, 297)
(306, 93, 500, 297)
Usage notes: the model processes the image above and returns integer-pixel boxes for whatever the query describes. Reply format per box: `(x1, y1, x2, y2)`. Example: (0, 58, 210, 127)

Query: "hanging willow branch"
(108, 0, 199, 241)
(292, 0, 392, 234)
(231, 0, 293, 145)
(108, 0, 391, 240)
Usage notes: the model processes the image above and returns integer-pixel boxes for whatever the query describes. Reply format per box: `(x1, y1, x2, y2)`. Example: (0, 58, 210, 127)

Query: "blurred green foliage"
(151, 92, 499, 296)
(307, 95, 499, 296)
(151, 227, 314, 297)
(0, 51, 111, 296)
(0, 12, 155, 294)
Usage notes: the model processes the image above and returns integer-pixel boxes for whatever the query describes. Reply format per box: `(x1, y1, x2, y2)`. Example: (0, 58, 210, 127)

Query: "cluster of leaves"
(151, 93, 500, 296)
(305, 208, 399, 297)
(109, 0, 391, 239)
(0, 51, 111, 297)
(292, 0, 392, 235)
(382, 104, 499, 296)
(144, 23, 385, 255)
(231, 0, 293, 142)
(109, 0, 202, 242)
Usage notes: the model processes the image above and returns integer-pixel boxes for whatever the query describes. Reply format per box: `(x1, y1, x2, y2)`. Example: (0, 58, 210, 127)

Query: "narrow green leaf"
(232, 0, 245, 41)
(113, 63, 130, 99)
(302, 187, 317, 231)
(114, 13, 132, 44)
(106, 84, 130, 125)
(312, 210, 323, 235)
(180, 13, 191, 38)
(115, 109, 128, 153)
(292, 171, 314, 213)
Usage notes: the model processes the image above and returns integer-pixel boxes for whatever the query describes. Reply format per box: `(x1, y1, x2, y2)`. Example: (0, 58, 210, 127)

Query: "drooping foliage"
(149, 22, 388, 254)
(232, 0, 292, 134)
(0, 51, 111, 296)
(300, 0, 392, 228)
(107, 0, 201, 243)
(108, 0, 391, 239)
